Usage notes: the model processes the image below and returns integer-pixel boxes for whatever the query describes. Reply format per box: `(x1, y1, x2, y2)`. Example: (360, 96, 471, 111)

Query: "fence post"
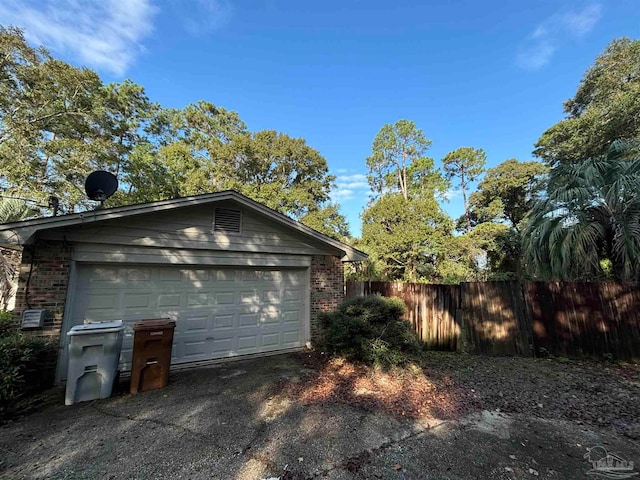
(458, 282, 472, 353)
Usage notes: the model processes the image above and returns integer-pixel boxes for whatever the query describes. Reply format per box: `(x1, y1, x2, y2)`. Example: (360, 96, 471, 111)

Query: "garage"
(66, 264, 307, 377)
(0, 191, 367, 385)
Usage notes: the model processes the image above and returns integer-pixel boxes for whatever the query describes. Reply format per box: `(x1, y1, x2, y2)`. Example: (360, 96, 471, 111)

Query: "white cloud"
(516, 3, 602, 70)
(443, 189, 461, 201)
(170, 0, 233, 35)
(563, 4, 602, 37)
(517, 41, 556, 71)
(0, 0, 156, 75)
(332, 188, 355, 201)
(331, 172, 371, 202)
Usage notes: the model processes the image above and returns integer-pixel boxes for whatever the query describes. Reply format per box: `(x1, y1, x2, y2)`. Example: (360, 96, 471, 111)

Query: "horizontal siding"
(72, 243, 311, 267)
(40, 201, 343, 257)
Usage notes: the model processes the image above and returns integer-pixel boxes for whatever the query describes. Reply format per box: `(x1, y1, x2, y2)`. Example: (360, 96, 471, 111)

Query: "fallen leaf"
(393, 464, 402, 470)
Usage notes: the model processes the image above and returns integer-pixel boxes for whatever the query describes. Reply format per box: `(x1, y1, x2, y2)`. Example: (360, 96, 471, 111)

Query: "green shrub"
(338, 295, 406, 326)
(320, 295, 422, 367)
(0, 310, 16, 339)
(0, 315, 56, 419)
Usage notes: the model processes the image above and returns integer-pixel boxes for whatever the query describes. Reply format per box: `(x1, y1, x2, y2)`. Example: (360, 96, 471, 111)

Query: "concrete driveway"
(1, 354, 638, 479)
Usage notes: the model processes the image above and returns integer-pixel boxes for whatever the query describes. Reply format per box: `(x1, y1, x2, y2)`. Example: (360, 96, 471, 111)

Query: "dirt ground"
(1, 352, 638, 480)
(282, 351, 640, 438)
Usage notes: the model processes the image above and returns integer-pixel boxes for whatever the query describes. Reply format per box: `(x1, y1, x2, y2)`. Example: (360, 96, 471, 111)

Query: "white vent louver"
(22, 309, 46, 329)
(213, 208, 241, 234)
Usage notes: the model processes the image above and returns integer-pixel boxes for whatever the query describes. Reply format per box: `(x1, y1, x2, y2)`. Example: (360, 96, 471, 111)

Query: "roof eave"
(0, 191, 369, 262)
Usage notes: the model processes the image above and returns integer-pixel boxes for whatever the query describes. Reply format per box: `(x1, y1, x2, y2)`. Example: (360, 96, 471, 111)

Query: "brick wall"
(13, 240, 73, 338)
(309, 254, 344, 342)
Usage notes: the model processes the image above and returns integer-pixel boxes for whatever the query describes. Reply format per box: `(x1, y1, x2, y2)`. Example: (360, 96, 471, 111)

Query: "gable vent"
(213, 207, 241, 234)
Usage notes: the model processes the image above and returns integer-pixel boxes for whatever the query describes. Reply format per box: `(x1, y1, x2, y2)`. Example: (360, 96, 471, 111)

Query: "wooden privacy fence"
(345, 280, 640, 361)
(525, 282, 640, 361)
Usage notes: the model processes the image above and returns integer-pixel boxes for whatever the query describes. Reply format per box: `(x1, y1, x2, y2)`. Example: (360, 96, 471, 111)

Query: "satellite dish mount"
(85, 171, 118, 209)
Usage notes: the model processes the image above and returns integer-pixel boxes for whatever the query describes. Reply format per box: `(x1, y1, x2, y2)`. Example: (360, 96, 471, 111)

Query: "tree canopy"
(442, 147, 486, 233)
(362, 120, 453, 282)
(361, 193, 453, 282)
(534, 38, 640, 166)
(0, 26, 347, 235)
(366, 120, 439, 200)
(466, 159, 547, 231)
(4, 26, 639, 285)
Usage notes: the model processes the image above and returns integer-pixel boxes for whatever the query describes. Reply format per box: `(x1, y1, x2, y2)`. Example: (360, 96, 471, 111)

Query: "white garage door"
(66, 264, 308, 374)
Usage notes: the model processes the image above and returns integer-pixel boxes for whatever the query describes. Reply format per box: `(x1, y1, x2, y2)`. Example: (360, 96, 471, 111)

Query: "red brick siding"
(309, 254, 344, 342)
(13, 240, 73, 338)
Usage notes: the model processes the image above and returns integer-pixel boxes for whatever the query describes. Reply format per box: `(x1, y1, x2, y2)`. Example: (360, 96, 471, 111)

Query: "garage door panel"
(159, 269, 182, 281)
(284, 289, 302, 301)
(186, 293, 211, 307)
(183, 315, 209, 333)
(282, 309, 300, 323)
(124, 293, 153, 309)
(183, 339, 208, 359)
(262, 332, 280, 347)
(213, 313, 235, 329)
(126, 268, 152, 282)
(90, 267, 122, 284)
(213, 270, 235, 282)
(238, 312, 260, 326)
(282, 330, 300, 345)
(215, 292, 235, 305)
(181, 269, 209, 282)
(211, 335, 235, 353)
(263, 290, 281, 303)
(86, 293, 119, 311)
(240, 290, 260, 304)
(240, 270, 262, 282)
(158, 293, 181, 308)
(69, 265, 307, 373)
(260, 306, 280, 325)
(237, 334, 258, 350)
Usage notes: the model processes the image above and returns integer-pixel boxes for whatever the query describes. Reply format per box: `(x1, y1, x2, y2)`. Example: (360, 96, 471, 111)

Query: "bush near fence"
(346, 280, 640, 361)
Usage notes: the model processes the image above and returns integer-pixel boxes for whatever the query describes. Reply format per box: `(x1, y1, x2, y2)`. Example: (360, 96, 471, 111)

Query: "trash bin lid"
(133, 319, 176, 331)
(68, 321, 125, 336)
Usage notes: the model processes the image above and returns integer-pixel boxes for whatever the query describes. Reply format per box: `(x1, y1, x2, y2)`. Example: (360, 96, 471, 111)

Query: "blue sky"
(1, 0, 638, 235)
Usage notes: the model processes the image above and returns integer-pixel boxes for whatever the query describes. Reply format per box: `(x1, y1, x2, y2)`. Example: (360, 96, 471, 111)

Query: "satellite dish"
(84, 171, 118, 203)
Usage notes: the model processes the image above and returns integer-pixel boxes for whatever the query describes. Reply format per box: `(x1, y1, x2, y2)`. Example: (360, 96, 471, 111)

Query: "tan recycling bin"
(130, 319, 176, 394)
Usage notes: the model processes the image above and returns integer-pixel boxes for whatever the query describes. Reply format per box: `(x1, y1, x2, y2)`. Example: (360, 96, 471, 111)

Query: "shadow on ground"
(0, 353, 638, 479)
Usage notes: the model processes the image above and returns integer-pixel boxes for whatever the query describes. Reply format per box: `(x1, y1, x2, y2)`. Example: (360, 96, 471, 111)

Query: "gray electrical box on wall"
(22, 309, 46, 329)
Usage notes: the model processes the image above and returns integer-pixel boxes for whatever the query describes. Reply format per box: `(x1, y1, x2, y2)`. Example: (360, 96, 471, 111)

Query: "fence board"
(460, 281, 532, 356)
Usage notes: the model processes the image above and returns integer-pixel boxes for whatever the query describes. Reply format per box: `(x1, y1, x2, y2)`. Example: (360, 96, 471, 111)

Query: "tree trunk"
(399, 151, 408, 201)
(462, 180, 471, 234)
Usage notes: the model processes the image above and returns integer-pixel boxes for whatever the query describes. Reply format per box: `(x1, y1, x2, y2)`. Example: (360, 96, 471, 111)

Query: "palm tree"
(1, 197, 35, 309)
(523, 140, 640, 281)
(0, 197, 34, 224)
